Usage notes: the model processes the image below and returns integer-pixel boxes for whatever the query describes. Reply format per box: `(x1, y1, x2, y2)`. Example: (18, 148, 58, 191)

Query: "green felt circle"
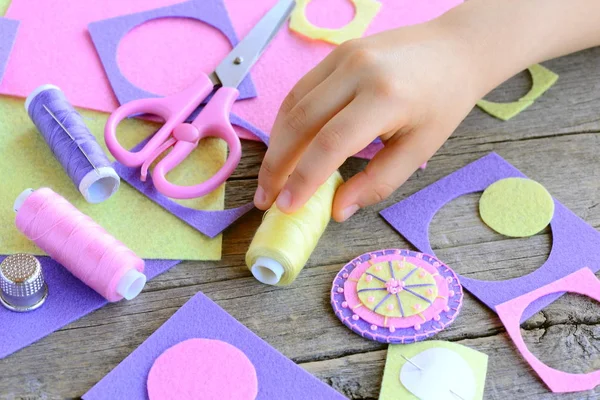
(479, 178, 554, 238)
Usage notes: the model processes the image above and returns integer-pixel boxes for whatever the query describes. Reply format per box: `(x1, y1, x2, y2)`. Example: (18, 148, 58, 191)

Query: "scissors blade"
(215, 0, 295, 88)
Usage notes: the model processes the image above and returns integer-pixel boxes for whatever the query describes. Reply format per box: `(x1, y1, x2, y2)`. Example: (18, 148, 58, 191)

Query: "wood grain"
(1, 48, 600, 400)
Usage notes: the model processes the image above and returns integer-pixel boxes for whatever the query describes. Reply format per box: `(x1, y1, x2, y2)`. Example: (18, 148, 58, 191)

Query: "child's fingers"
(275, 96, 398, 213)
(332, 128, 441, 222)
(256, 70, 356, 209)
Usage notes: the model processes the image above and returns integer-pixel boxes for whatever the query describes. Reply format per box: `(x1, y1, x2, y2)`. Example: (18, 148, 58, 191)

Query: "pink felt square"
(496, 268, 600, 393)
(0, 0, 462, 148)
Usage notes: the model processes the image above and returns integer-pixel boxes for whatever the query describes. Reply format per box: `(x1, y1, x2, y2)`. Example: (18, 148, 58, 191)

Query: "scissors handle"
(105, 74, 215, 167)
(151, 87, 242, 199)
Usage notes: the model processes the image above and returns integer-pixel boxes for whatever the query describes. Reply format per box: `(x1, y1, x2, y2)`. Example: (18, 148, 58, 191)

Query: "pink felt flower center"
(385, 279, 405, 294)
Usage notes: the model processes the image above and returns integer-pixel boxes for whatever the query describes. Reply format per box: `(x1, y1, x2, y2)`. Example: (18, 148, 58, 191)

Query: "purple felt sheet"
(0, 256, 180, 359)
(0, 18, 19, 84)
(88, 0, 256, 106)
(83, 291, 346, 400)
(380, 153, 600, 322)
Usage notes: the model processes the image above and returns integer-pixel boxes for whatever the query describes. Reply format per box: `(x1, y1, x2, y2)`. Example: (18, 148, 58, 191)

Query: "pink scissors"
(105, 0, 295, 199)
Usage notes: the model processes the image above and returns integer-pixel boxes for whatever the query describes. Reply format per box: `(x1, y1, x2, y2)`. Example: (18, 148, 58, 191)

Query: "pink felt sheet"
(496, 268, 600, 394)
(1, 0, 462, 149)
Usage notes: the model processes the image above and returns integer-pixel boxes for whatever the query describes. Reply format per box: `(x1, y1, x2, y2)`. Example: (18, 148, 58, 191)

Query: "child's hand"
(253, 0, 600, 222)
(254, 22, 481, 221)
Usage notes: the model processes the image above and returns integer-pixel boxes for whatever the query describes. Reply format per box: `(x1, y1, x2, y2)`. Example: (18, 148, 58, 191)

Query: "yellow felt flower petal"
(479, 177, 555, 238)
(289, 0, 381, 45)
(477, 64, 558, 121)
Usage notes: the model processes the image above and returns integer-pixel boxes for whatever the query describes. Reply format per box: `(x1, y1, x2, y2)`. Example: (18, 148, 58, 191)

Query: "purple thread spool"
(25, 84, 120, 203)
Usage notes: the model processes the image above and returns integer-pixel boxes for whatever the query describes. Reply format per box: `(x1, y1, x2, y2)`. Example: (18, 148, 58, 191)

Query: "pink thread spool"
(14, 188, 146, 302)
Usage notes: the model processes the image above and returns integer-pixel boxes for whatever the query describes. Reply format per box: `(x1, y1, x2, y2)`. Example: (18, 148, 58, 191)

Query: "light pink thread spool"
(14, 188, 146, 302)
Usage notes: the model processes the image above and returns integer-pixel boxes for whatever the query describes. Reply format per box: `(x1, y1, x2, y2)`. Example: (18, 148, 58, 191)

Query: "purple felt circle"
(331, 249, 463, 344)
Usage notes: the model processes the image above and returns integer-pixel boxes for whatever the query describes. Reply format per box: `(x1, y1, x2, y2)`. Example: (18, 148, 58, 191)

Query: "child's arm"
(254, 0, 600, 222)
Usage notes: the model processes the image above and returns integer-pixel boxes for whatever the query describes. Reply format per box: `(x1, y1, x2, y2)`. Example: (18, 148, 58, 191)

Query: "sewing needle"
(401, 354, 466, 400)
(43, 104, 99, 173)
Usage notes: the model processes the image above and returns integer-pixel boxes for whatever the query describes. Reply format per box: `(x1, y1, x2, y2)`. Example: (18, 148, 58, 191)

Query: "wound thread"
(246, 171, 343, 286)
(26, 84, 120, 204)
(14, 188, 145, 302)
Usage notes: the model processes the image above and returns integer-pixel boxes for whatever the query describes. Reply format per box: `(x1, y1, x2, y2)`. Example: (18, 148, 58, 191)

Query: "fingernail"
(276, 189, 293, 211)
(341, 205, 360, 221)
(254, 185, 267, 207)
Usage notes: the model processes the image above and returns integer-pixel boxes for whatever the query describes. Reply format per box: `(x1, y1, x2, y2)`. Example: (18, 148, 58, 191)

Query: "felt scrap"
(479, 177, 554, 237)
(476, 64, 558, 121)
(0, 96, 224, 260)
(88, 0, 256, 107)
(496, 268, 600, 393)
(379, 153, 600, 322)
(115, 160, 254, 238)
(83, 291, 346, 400)
(0, 256, 181, 360)
(289, 0, 382, 45)
(379, 341, 488, 400)
(0, 18, 18, 84)
(147, 338, 258, 400)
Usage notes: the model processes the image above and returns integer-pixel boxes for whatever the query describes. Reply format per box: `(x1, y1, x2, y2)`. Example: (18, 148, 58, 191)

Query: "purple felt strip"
(114, 161, 255, 238)
(380, 153, 600, 322)
(88, 0, 256, 106)
(0, 256, 180, 359)
(0, 18, 19, 84)
(83, 291, 346, 400)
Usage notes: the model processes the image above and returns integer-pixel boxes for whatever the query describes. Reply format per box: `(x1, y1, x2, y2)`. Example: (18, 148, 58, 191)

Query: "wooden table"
(2, 47, 600, 400)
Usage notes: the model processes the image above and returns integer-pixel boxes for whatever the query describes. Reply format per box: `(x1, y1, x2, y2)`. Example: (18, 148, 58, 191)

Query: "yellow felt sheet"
(379, 341, 488, 400)
(0, 95, 226, 260)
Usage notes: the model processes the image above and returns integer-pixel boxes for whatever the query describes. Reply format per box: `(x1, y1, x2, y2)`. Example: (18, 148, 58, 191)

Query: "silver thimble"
(0, 254, 48, 312)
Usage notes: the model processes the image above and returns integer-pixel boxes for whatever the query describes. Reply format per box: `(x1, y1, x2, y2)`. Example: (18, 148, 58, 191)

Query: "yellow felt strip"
(479, 177, 554, 238)
(0, 95, 225, 260)
(477, 64, 558, 121)
(289, 0, 381, 45)
(379, 341, 488, 400)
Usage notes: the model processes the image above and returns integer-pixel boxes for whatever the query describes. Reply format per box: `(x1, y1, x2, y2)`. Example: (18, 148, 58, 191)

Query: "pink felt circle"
(118, 18, 231, 97)
(306, 0, 356, 29)
(147, 338, 258, 400)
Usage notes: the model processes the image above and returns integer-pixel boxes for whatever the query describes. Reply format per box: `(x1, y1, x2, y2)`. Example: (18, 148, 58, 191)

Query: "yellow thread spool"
(246, 171, 343, 286)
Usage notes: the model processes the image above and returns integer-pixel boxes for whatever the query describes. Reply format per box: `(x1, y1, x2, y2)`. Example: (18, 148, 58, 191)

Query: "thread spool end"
(116, 269, 146, 300)
(251, 257, 284, 285)
(14, 189, 35, 213)
(25, 84, 61, 113)
(79, 167, 121, 203)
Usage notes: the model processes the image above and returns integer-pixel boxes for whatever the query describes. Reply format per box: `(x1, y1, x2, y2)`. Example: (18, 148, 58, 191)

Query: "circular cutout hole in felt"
(479, 178, 554, 238)
(521, 292, 600, 375)
(118, 18, 231, 97)
(429, 192, 553, 282)
(147, 338, 258, 400)
(306, 0, 356, 29)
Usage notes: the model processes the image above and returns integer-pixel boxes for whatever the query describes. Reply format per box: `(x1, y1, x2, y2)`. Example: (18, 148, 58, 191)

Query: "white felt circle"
(400, 348, 476, 400)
